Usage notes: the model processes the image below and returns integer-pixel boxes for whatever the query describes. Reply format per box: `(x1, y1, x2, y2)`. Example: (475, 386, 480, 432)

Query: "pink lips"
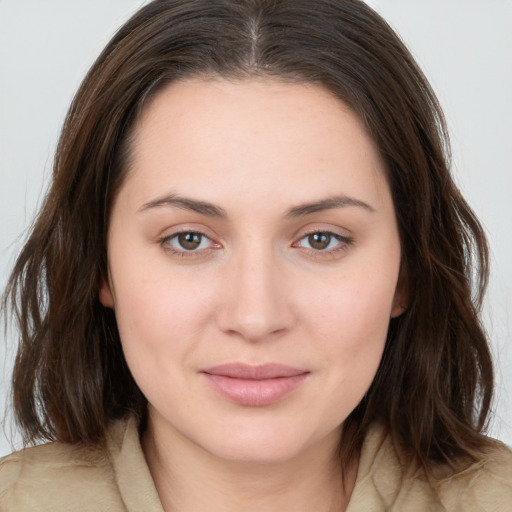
(201, 363, 309, 406)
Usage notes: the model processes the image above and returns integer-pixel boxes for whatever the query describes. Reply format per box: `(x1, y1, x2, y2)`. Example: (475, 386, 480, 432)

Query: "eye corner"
(292, 229, 355, 259)
(158, 229, 222, 259)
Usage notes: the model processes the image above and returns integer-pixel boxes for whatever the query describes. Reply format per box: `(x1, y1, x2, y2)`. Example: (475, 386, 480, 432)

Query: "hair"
(3, 0, 494, 475)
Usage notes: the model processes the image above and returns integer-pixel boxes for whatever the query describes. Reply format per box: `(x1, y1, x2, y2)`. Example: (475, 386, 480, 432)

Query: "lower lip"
(203, 373, 308, 406)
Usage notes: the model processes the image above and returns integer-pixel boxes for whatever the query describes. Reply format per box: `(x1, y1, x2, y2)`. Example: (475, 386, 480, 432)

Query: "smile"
(201, 363, 310, 406)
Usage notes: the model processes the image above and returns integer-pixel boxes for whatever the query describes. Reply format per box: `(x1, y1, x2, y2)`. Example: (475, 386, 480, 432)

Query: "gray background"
(1, 0, 511, 456)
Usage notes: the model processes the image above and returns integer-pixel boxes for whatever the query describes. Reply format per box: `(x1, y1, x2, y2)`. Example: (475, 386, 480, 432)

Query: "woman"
(1, 0, 511, 510)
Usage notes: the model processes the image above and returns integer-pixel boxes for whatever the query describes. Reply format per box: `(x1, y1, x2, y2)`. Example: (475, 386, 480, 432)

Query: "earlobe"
(391, 266, 409, 318)
(99, 278, 115, 308)
(391, 300, 407, 318)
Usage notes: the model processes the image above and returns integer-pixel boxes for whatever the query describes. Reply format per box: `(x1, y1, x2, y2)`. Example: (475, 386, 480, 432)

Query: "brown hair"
(3, 0, 493, 472)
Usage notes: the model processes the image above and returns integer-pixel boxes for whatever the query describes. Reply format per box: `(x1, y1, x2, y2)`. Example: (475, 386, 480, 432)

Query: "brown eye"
(293, 231, 352, 255)
(162, 230, 219, 256)
(308, 232, 332, 250)
(177, 232, 203, 250)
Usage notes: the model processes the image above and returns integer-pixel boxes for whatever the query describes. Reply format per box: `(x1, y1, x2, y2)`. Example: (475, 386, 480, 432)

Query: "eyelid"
(291, 223, 353, 243)
(156, 224, 354, 260)
(154, 221, 220, 240)
(158, 227, 222, 258)
(291, 227, 354, 258)
(294, 229, 352, 246)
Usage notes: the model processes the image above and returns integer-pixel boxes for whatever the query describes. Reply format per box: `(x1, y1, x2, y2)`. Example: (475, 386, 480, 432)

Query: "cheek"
(116, 280, 213, 345)
(110, 270, 220, 413)
(302, 273, 395, 422)
(308, 272, 396, 342)
(107, 247, 218, 379)
(300, 263, 398, 379)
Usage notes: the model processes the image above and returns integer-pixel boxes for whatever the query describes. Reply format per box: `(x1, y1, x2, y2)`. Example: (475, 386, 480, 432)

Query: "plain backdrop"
(1, 1, 511, 457)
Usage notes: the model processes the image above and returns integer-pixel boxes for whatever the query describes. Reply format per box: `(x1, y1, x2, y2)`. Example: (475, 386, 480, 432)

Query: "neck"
(142, 417, 358, 512)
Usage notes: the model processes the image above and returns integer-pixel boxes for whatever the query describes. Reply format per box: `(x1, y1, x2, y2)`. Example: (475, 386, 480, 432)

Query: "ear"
(99, 278, 115, 308)
(391, 265, 409, 318)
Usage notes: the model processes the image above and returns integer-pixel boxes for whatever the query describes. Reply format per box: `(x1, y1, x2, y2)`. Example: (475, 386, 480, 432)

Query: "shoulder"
(434, 441, 512, 510)
(351, 424, 512, 512)
(0, 437, 124, 511)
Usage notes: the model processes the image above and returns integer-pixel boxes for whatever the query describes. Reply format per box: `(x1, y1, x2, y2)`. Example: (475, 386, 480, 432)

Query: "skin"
(101, 78, 406, 511)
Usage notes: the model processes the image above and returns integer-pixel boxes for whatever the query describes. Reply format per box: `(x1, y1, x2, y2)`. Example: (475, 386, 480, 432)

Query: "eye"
(162, 231, 216, 253)
(293, 231, 353, 253)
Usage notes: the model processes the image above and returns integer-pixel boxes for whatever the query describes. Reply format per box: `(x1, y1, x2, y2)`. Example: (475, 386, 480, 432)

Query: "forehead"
(123, 77, 391, 214)
(134, 77, 373, 157)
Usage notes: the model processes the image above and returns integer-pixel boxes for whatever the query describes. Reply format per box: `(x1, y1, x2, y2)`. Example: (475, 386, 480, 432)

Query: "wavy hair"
(3, 0, 493, 474)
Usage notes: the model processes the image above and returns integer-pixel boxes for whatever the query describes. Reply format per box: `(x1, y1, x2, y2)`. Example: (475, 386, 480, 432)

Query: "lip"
(201, 363, 309, 406)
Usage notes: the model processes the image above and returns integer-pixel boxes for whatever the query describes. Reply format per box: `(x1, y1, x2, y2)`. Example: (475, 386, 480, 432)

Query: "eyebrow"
(139, 194, 227, 217)
(139, 193, 374, 218)
(285, 195, 375, 217)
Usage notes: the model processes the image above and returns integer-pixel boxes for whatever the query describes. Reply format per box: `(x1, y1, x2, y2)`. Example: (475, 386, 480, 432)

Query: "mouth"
(201, 363, 310, 406)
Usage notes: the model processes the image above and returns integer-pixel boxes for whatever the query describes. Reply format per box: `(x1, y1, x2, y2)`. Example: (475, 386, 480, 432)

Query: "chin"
(205, 438, 307, 465)
(196, 420, 340, 466)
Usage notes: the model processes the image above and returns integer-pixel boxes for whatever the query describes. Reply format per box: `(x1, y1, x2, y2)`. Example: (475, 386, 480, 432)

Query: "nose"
(216, 243, 294, 342)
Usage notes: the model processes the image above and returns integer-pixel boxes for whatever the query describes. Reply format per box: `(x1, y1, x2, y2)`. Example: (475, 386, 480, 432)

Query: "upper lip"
(202, 363, 309, 380)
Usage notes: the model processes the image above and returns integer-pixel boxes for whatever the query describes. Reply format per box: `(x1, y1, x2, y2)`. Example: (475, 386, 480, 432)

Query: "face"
(101, 78, 405, 465)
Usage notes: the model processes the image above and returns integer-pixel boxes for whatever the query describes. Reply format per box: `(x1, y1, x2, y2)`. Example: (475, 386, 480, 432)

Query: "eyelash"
(159, 230, 220, 259)
(292, 230, 354, 259)
(159, 229, 354, 259)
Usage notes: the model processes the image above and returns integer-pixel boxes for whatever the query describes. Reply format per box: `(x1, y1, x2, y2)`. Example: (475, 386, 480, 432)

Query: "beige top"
(1, 417, 512, 511)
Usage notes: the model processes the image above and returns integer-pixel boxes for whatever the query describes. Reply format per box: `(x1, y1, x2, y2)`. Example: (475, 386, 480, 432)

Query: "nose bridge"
(217, 237, 292, 341)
